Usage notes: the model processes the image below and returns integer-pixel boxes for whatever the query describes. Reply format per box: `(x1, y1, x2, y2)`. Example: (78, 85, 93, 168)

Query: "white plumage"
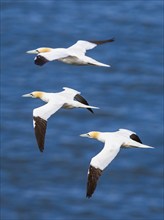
(26, 38, 114, 67)
(22, 87, 99, 152)
(80, 129, 154, 198)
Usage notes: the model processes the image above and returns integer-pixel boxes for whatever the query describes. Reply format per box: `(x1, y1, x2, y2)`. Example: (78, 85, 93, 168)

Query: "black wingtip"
(38, 142, 44, 153)
(87, 108, 94, 114)
(109, 37, 115, 42)
(86, 165, 102, 198)
(130, 134, 142, 144)
(34, 55, 49, 66)
(86, 193, 92, 198)
(33, 116, 47, 153)
(74, 94, 95, 114)
(38, 143, 44, 153)
(89, 37, 115, 45)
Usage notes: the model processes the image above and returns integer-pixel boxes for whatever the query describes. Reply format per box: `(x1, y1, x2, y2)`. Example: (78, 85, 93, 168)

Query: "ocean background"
(1, 1, 163, 220)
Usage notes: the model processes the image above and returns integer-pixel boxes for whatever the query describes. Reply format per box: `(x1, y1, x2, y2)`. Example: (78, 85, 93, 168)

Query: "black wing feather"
(130, 133, 142, 144)
(33, 116, 47, 152)
(86, 165, 102, 198)
(34, 55, 49, 66)
(89, 38, 115, 45)
(74, 94, 94, 114)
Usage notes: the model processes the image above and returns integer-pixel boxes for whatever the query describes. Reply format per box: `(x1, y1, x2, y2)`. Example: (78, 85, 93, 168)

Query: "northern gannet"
(80, 129, 154, 198)
(22, 87, 99, 152)
(26, 38, 114, 67)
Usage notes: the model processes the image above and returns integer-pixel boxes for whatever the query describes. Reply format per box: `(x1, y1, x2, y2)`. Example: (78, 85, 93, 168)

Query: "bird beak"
(22, 93, 32, 98)
(26, 49, 38, 54)
(80, 133, 89, 138)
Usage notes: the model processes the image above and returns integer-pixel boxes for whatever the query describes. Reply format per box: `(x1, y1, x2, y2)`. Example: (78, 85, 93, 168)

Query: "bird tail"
(96, 62, 110, 67)
(125, 140, 154, 149)
(135, 143, 154, 149)
(86, 56, 110, 67)
(88, 60, 110, 67)
(86, 105, 100, 109)
(75, 102, 99, 113)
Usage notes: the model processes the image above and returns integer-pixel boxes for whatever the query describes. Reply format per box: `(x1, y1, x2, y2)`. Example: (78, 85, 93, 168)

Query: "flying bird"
(80, 129, 154, 198)
(22, 87, 99, 152)
(26, 38, 114, 67)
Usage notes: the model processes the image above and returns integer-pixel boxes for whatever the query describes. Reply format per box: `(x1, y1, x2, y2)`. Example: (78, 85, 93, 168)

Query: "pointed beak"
(80, 133, 89, 138)
(22, 93, 32, 98)
(26, 49, 38, 54)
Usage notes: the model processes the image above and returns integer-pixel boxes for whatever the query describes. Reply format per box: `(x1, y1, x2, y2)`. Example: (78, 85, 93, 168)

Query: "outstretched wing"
(86, 139, 120, 198)
(34, 50, 69, 66)
(68, 38, 114, 55)
(33, 102, 63, 152)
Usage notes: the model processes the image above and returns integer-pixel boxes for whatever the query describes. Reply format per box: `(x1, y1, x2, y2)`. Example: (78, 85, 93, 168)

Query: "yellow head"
(80, 131, 100, 139)
(26, 47, 52, 54)
(22, 91, 44, 99)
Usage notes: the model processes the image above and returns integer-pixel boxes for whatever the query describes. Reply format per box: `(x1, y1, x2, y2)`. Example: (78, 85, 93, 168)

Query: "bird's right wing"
(68, 38, 114, 55)
(118, 129, 142, 144)
(68, 40, 97, 55)
(62, 87, 80, 98)
(33, 101, 63, 152)
(86, 139, 120, 198)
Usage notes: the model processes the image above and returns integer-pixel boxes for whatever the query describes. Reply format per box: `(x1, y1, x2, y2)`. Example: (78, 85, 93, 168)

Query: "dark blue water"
(1, 1, 163, 220)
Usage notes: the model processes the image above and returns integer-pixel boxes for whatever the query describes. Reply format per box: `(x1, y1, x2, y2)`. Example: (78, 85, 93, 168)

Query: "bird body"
(80, 129, 154, 198)
(26, 38, 114, 67)
(22, 87, 99, 152)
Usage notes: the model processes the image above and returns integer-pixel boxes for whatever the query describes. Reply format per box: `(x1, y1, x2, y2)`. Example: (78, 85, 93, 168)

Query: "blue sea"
(1, 1, 163, 220)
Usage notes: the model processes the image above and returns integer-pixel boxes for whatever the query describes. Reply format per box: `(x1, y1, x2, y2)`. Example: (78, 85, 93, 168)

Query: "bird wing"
(68, 38, 114, 55)
(33, 101, 63, 152)
(62, 87, 80, 98)
(86, 139, 120, 198)
(62, 87, 95, 113)
(118, 129, 142, 144)
(118, 128, 136, 136)
(34, 50, 69, 66)
(68, 40, 97, 55)
(74, 94, 94, 113)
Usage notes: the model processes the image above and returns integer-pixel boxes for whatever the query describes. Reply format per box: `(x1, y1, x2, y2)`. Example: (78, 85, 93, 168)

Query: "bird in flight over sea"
(26, 38, 114, 67)
(80, 129, 154, 198)
(22, 87, 99, 152)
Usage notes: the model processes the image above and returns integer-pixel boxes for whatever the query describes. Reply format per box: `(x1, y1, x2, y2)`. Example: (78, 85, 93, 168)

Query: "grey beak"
(80, 134, 88, 137)
(22, 93, 32, 97)
(26, 49, 38, 54)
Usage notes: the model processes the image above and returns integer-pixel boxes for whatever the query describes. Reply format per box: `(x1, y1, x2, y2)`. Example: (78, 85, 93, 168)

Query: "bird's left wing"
(87, 139, 120, 198)
(68, 38, 114, 55)
(33, 101, 63, 152)
(74, 94, 94, 113)
(34, 50, 69, 66)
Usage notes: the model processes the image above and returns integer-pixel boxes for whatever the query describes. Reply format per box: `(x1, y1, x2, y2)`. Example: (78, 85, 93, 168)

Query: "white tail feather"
(136, 144, 154, 149)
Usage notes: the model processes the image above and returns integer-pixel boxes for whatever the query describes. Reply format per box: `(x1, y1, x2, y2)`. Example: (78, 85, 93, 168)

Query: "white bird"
(22, 87, 99, 152)
(80, 129, 154, 198)
(26, 38, 114, 67)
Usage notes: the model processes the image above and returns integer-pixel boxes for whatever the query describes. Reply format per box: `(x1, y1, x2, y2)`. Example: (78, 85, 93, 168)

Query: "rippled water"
(1, 1, 163, 220)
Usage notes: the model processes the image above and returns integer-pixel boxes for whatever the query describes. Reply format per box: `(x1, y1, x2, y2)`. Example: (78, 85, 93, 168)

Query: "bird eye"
(30, 93, 34, 96)
(87, 133, 90, 136)
(36, 49, 39, 53)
